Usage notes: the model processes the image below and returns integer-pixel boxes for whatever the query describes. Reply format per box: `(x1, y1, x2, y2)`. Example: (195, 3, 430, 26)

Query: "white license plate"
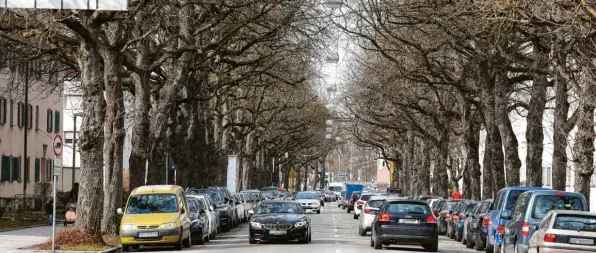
(138, 232, 159, 238)
(269, 230, 287, 235)
(399, 219, 420, 224)
(569, 238, 594, 245)
(305, 209, 313, 213)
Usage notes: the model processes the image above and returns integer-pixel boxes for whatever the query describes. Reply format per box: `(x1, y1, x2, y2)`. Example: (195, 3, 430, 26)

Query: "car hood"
(250, 214, 306, 224)
(295, 199, 319, 204)
(121, 212, 180, 226)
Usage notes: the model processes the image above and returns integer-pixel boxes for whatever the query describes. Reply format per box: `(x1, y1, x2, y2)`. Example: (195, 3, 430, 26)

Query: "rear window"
(368, 200, 386, 208)
(361, 195, 374, 201)
(505, 190, 524, 211)
(532, 195, 585, 219)
(465, 203, 477, 213)
(386, 202, 430, 214)
(553, 215, 596, 232)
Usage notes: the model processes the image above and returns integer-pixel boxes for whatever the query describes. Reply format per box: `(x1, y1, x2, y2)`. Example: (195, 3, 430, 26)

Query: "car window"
(361, 195, 374, 201)
(296, 192, 317, 199)
(257, 202, 302, 214)
(505, 190, 524, 211)
(539, 213, 552, 230)
(494, 190, 505, 210)
(532, 195, 585, 219)
(512, 192, 529, 221)
(386, 202, 430, 214)
(126, 194, 178, 214)
(368, 200, 386, 208)
(553, 214, 596, 232)
(188, 199, 198, 212)
(465, 203, 477, 214)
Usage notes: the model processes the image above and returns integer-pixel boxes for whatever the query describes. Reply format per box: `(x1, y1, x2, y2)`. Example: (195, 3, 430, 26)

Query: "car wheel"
(205, 233, 210, 243)
(347, 209, 351, 213)
(466, 232, 475, 249)
(308, 230, 312, 242)
(122, 245, 130, 252)
(485, 235, 494, 253)
(359, 225, 367, 236)
(456, 230, 462, 242)
(353, 214, 358, 220)
(373, 236, 383, 250)
(424, 242, 438, 252)
(494, 241, 501, 253)
(317, 210, 321, 214)
(174, 232, 184, 250)
(193, 232, 204, 245)
(249, 237, 257, 244)
(370, 236, 374, 247)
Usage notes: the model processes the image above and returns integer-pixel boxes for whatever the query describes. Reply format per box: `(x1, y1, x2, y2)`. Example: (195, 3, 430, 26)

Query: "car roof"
(549, 210, 596, 216)
(528, 190, 585, 197)
(386, 199, 428, 204)
(502, 186, 548, 191)
(132, 185, 182, 194)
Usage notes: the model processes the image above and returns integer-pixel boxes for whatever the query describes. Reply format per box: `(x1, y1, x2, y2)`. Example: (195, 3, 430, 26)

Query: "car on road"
(438, 200, 461, 235)
(232, 193, 247, 223)
(186, 187, 236, 232)
(187, 197, 210, 245)
(295, 191, 322, 214)
(447, 200, 469, 239)
(354, 193, 376, 219)
(528, 210, 596, 253)
(359, 195, 390, 236)
(454, 200, 477, 242)
(187, 194, 219, 239)
(119, 185, 192, 252)
(248, 201, 311, 244)
(501, 190, 588, 253)
(370, 199, 438, 251)
(463, 199, 492, 250)
(346, 191, 362, 213)
(487, 186, 547, 253)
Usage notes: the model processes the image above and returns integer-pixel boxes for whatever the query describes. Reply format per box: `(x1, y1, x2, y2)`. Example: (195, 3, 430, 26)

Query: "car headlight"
(122, 224, 136, 230)
(160, 222, 176, 229)
(294, 221, 307, 228)
(250, 221, 262, 228)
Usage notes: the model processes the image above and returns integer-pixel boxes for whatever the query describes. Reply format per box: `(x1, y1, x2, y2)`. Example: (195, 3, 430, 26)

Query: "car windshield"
(361, 195, 374, 201)
(296, 192, 317, 199)
(368, 200, 386, 208)
(257, 202, 302, 214)
(329, 186, 342, 191)
(505, 190, 524, 211)
(386, 202, 429, 214)
(126, 194, 178, 214)
(553, 215, 596, 232)
(532, 195, 584, 219)
(204, 191, 224, 204)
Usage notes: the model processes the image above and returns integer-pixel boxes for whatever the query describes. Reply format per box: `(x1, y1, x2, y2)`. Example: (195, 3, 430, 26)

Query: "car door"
(504, 192, 530, 251)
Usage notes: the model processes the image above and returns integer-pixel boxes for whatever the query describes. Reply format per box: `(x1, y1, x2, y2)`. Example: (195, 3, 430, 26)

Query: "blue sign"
(324, 175, 329, 179)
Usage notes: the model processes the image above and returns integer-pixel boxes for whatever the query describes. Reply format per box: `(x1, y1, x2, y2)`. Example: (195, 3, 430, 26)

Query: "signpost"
(51, 134, 63, 252)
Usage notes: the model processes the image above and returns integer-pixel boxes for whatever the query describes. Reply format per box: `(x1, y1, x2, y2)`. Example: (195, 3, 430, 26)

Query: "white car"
(358, 195, 395, 236)
(354, 193, 376, 219)
(295, 191, 321, 214)
(188, 194, 219, 239)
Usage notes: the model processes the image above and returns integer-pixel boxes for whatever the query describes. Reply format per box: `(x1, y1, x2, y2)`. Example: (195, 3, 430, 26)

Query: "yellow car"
(118, 185, 192, 252)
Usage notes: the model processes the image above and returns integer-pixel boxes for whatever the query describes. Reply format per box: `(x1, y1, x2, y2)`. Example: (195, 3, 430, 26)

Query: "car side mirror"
(530, 224, 538, 230)
(248, 210, 254, 215)
(500, 210, 512, 220)
(117, 208, 123, 215)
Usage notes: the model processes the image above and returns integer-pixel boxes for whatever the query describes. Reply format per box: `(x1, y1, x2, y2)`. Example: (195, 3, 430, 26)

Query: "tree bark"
(435, 127, 450, 198)
(494, 78, 521, 186)
(75, 33, 106, 237)
(417, 142, 430, 196)
(464, 109, 482, 200)
(572, 75, 596, 206)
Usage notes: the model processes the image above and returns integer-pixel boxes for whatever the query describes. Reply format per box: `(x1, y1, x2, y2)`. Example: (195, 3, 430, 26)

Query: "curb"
(99, 247, 120, 253)
(0, 224, 48, 233)
(9, 246, 120, 253)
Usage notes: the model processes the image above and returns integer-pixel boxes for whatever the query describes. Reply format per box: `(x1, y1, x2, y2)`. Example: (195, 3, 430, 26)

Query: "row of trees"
(0, 1, 334, 239)
(341, 1, 596, 202)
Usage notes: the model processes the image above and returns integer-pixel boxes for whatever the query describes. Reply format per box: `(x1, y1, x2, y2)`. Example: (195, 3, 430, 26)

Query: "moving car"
(487, 186, 547, 253)
(354, 193, 376, 219)
(528, 210, 596, 253)
(370, 199, 438, 251)
(359, 195, 390, 236)
(248, 201, 311, 244)
(464, 199, 492, 250)
(501, 190, 588, 253)
(346, 191, 362, 213)
(187, 197, 210, 245)
(119, 185, 192, 252)
(295, 191, 322, 214)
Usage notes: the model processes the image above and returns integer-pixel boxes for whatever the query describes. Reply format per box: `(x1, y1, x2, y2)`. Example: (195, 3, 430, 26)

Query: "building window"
(1, 155, 9, 182)
(0, 97, 3, 125)
(24, 157, 30, 182)
(35, 105, 39, 131)
(12, 156, 20, 182)
(27, 104, 32, 129)
(46, 109, 53, 133)
(45, 158, 53, 182)
(35, 158, 40, 182)
(1, 98, 6, 124)
(542, 167, 552, 187)
(9, 99, 13, 127)
(17, 102, 22, 128)
(64, 131, 79, 145)
(54, 110, 60, 133)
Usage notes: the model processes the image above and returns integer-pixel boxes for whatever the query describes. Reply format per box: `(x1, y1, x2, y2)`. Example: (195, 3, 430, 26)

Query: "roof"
(501, 186, 549, 191)
(132, 185, 182, 194)
(549, 210, 596, 216)
(386, 199, 428, 204)
(527, 190, 586, 197)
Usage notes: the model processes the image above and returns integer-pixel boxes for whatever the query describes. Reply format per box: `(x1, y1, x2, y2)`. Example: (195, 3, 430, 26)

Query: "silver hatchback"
(528, 210, 596, 253)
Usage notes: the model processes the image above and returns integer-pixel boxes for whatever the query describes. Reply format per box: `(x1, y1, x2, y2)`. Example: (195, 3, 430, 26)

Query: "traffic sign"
(52, 134, 63, 157)
(53, 158, 62, 176)
(324, 174, 329, 179)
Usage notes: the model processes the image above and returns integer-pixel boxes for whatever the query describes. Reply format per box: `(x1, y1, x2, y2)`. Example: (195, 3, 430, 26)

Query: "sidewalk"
(0, 225, 64, 252)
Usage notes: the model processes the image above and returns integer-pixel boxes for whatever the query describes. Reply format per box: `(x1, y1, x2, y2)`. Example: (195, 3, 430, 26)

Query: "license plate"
(399, 219, 420, 224)
(269, 230, 287, 235)
(138, 232, 159, 238)
(305, 209, 313, 213)
(569, 238, 594, 245)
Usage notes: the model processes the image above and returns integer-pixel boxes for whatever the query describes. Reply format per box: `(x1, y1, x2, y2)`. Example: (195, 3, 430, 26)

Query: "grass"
(0, 210, 67, 231)
(33, 243, 112, 251)
(0, 218, 46, 231)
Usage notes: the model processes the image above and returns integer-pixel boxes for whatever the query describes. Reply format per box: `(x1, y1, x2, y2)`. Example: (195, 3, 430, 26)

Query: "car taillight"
(498, 225, 505, 234)
(433, 210, 439, 216)
(452, 215, 458, 221)
(357, 201, 364, 206)
(543, 233, 556, 242)
(521, 222, 530, 236)
(364, 209, 372, 214)
(444, 213, 451, 218)
(379, 213, 391, 222)
(426, 215, 437, 223)
(482, 216, 490, 227)
(461, 214, 467, 220)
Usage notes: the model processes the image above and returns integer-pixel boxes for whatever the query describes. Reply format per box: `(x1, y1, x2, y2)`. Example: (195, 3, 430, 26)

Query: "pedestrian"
(451, 187, 462, 200)
(45, 197, 53, 225)
(70, 183, 79, 203)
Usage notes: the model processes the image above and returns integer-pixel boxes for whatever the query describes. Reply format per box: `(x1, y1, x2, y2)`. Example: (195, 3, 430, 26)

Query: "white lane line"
(335, 249, 341, 253)
(335, 235, 339, 238)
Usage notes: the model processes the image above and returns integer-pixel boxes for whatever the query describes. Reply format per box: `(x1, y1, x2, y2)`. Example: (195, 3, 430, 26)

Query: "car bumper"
(301, 205, 320, 211)
(530, 246, 596, 253)
(120, 228, 181, 245)
(355, 206, 362, 215)
(250, 227, 308, 241)
(377, 234, 438, 246)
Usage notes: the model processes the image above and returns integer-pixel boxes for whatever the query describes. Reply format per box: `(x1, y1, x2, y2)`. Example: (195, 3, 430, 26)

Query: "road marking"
(335, 249, 341, 253)
(334, 229, 337, 232)
(335, 235, 339, 238)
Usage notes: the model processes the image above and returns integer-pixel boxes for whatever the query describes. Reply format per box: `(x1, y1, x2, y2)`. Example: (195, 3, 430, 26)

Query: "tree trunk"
(572, 77, 596, 206)
(100, 48, 125, 235)
(525, 46, 548, 187)
(75, 35, 106, 237)
(465, 109, 482, 200)
(435, 128, 450, 198)
(417, 143, 430, 196)
(552, 49, 573, 191)
(494, 78, 521, 186)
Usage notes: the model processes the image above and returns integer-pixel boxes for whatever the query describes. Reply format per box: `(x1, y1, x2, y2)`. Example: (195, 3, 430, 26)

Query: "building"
(61, 81, 82, 193)
(0, 72, 64, 198)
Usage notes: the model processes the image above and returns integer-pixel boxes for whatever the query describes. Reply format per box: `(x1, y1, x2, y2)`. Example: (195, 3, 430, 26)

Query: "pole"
(271, 158, 275, 186)
(144, 159, 148, 186)
(165, 153, 168, 185)
(52, 173, 57, 251)
(23, 62, 29, 206)
(71, 115, 77, 189)
(174, 169, 177, 185)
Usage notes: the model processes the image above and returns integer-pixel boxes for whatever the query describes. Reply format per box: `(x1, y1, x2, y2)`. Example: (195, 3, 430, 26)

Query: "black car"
(464, 199, 493, 250)
(188, 197, 210, 245)
(438, 200, 461, 234)
(186, 187, 236, 232)
(454, 200, 477, 242)
(370, 199, 438, 251)
(248, 201, 311, 244)
(447, 200, 469, 239)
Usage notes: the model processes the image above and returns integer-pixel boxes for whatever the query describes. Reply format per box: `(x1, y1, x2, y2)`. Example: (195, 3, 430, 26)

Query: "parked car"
(188, 194, 219, 239)
(486, 186, 547, 253)
(338, 190, 346, 207)
(370, 199, 438, 251)
(438, 200, 462, 235)
(528, 210, 596, 253)
(346, 191, 363, 213)
(455, 200, 477, 242)
(187, 197, 210, 245)
(447, 201, 469, 239)
(501, 190, 588, 253)
(315, 190, 325, 206)
(186, 187, 236, 232)
(359, 195, 390, 236)
(464, 199, 493, 250)
(427, 198, 442, 210)
(354, 193, 377, 219)
(232, 193, 247, 223)
(432, 199, 446, 216)
(119, 185, 191, 252)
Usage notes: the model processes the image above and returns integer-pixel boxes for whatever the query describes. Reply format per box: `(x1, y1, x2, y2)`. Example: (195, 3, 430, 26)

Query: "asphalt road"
(152, 203, 479, 253)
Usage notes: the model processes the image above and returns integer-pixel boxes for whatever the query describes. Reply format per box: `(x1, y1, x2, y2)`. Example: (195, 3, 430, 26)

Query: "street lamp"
(71, 112, 83, 190)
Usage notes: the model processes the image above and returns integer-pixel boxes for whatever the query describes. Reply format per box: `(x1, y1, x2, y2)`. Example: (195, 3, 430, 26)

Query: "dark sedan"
(248, 201, 312, 244)
(465, 199, 493, 250)
(370, 200, 439, 251)
(438, 200, 461, 235)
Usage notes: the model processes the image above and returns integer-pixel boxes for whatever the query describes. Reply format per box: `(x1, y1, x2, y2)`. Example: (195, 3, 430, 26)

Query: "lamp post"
(71, 112, 83, 190)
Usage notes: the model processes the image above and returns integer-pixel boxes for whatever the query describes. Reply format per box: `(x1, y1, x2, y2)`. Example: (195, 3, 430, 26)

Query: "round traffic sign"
(53, 134, 63, 157)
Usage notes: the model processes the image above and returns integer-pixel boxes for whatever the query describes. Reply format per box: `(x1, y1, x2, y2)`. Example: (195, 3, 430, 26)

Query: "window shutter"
(54, 110, 60, 133)
(35, 158, 40, 182)
(0, 98, 3, 125)
(9, 99, 13, 127)
(17, 102, 22, 127)
(27, 104, 32, 129)
(1, 155, 9, 182)
(1, 98, 6, 124)
(35, 106, 39, 130)
(47, 109, 53, 132)
(12, 156, 20, 182)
